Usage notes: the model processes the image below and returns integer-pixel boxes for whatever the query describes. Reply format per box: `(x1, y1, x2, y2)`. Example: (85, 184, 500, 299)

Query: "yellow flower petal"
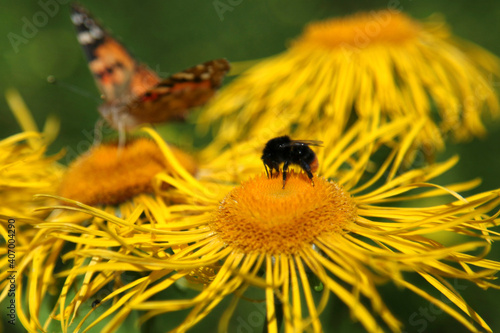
(201, 10, 499, 160)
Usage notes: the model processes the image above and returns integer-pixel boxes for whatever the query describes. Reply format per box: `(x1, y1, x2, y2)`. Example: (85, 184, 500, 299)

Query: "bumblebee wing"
(284, 140, 323, 147)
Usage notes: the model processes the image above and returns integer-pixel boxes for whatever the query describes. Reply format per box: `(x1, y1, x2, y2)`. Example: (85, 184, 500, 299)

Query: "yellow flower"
(0, 90, 66, 324)
(58, 137, 197, 206)
(35, 118, 500, 333)
(9, 125, 205, 332)
(200, 10, 499, 159)
(0, 89, 200, 332)
(8, 130, 200, 332)
(0, 89, 64, 218)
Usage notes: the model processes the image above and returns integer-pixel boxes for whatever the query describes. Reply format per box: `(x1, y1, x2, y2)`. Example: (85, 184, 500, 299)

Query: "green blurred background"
(1, 0, 500, 332)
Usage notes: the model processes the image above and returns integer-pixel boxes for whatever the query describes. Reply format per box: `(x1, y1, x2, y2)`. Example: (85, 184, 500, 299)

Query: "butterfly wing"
(70, 4, 159, 105)
(71, 4, 229, 131)
(126, 59, 231, 124)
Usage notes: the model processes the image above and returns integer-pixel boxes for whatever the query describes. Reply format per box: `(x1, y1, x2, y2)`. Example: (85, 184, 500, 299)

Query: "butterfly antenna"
(47, 75, 101, 103)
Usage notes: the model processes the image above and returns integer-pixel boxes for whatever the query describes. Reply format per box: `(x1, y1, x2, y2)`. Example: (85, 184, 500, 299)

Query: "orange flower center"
(58, 138, 196, 205)
(211, 172, 357, 255)
(294, 10, 420, 49)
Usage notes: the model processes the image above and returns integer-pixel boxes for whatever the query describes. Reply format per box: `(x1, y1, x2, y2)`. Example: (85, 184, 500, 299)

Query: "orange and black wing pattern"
(70, 4, 229, 130)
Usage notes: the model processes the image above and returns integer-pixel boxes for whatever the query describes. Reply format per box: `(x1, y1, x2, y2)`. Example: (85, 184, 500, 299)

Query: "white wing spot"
(71, 13, 84, 25)
(172, 72, 195, 80)
(84, 18, 95, 29)
(77, 31, 94, 45)
(90, 26, 104, 39)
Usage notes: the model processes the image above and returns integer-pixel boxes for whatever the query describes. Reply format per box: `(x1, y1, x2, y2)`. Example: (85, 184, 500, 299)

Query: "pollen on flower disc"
(211, 172, 357, 255)
(295, 10, 420, 49)
(58, 138, 196, 205)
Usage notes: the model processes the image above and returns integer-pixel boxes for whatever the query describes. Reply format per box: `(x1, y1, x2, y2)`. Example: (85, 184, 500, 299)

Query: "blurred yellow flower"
(59, 137, 197, 206)
(33, 118, 500, 333)
(0, 89, 64, 218)
(201, 10, 499, 160)
(1, 89, 200, 332)
(0, 90, 65, 320)
(9, 125, 211, 332)
(8, 129, 202, 332)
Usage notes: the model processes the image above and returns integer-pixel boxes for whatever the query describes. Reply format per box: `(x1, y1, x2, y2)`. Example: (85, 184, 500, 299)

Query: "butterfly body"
(70, 4, 230, 131)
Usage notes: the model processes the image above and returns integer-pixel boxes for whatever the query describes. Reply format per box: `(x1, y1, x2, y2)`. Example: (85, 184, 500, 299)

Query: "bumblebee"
(261, 135, 322, 189)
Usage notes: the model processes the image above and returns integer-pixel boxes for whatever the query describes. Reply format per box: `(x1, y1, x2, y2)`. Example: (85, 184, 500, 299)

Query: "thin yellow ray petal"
(42, 113, 60, 145)
(281, 256, 293, 332)
(141, 127, 211, 195)
(396, 277, 488, 332)
(128, 271, 184, 308)
(0, 131, 41, 148)
(322, 270, 383, 333)
(288, 257, 302, 330)
(265, 255, 278, 333)
(420, 273, 491, 330)
(218, 293, 242, 333)
(70, 258, 99, 323)
(295, 255, 322, 332)
(83, 287, 140, 333)
(298, 249, 335, 327)
(5, 89, 40, 147)
(386, 118, 426, 181)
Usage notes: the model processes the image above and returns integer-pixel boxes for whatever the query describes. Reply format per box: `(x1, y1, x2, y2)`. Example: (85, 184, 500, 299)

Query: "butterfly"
(70, 3, 230, 132)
